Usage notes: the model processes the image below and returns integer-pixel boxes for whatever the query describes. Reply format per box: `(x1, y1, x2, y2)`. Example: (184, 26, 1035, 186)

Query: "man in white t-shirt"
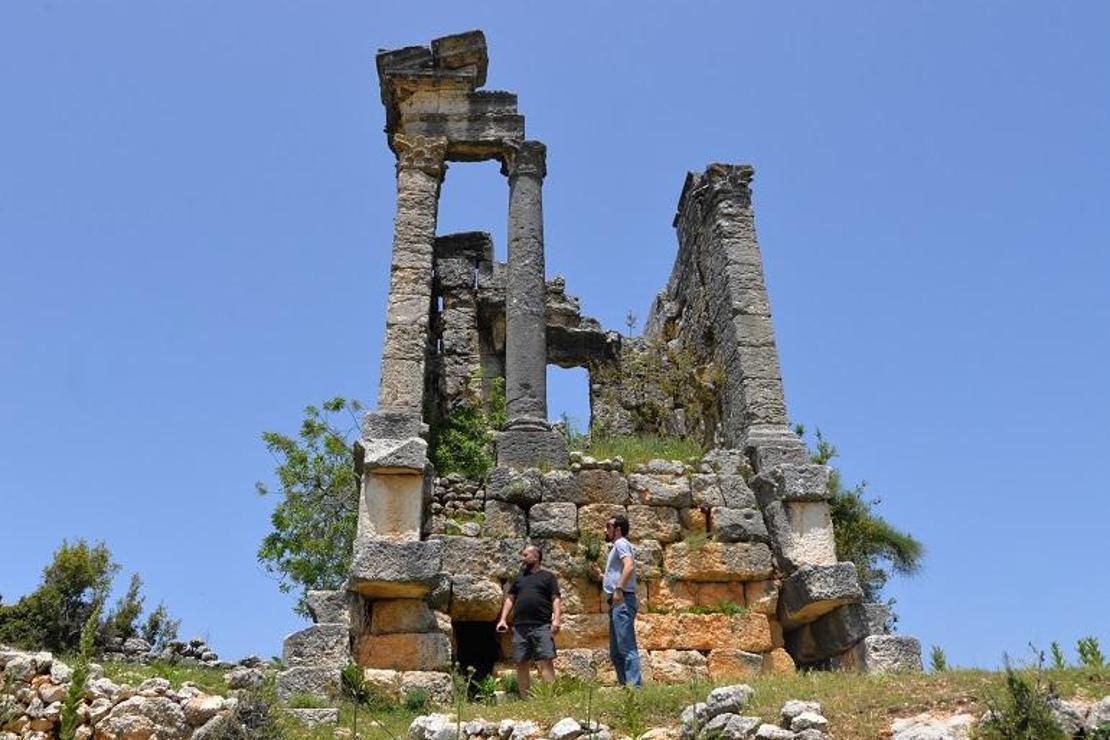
(603, 514, 642, 687)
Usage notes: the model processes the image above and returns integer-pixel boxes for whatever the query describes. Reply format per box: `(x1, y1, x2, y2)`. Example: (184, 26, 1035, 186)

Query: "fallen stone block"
(275, 666, 340, 701)
(778, 563, 863, 629)
(305, 590, 349, 625)
(785, 602, 882, 664)
(833, 635, 923, 674)
(286, 708, 339, 728)
(282, 624, 349, 668)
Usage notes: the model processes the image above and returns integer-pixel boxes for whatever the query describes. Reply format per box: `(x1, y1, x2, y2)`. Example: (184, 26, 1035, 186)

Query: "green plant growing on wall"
(430, 375, 505, 479)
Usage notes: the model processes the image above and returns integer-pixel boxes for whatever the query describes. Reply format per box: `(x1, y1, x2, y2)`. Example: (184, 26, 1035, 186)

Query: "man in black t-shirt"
(495, 544, 562, 696)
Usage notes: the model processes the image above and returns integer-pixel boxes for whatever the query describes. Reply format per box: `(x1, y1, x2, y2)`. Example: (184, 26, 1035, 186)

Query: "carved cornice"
(501, 140, 547, 181)
(393, 134, 448, 179)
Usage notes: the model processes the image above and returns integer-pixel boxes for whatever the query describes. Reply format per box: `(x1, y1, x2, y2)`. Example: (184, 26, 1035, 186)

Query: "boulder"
(698, 712, 760, 739)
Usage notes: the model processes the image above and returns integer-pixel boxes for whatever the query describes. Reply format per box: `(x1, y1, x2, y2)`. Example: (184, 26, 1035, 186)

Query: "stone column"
(496, 140, 566, 467)
(376, 133, 448, 415)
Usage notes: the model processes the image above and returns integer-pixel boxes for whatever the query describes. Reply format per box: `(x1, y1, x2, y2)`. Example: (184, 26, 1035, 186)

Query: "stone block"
(356, 469, 425, 542)
(399, 670, 454, 705)
(282, 624, 349, 668)
(495, 426, 567, 469)
(554, 614, 609, 650)
(360, 410, 427, 442)
(577, 504, 627, 539)
(761, 499, 837, 572)
(695, 581, 745, 608)
(362, 668, 401, 697)
(778, 563, 863, 629)
(638, 613, 772, 652)
(711, 507, 769, 543)
(275, 667, 340, 701)
(449, 576, 503, 621)
(752, 464, 831, 503)
(371, 599, 437, 635)
(663, 542, 773, 582)
(486, 467, 543, 506)
(354, 632, 452, 672)
(862, 602, 892, 635)
(483, 500, 526, 538)
(738, 377, 789, 428)
(785, 601, 878, 665)
(832, 635, 922, 674)
(632, 538, 664, 579)
(646, 578, 696, 612)
(699, 449, 754, 477)
(305, 590, 349, 625)
(558, 576, 602, 614)
(286, 708, 339, 728)
(357, 436, 428, 473)
(553, 648, 615, 684)
(528, 502, 578, 539)
(349, 539, 443, 598)
(679, 506, 707, 534)
(707, 649, 763, 680)
(434, 535, 525, 579)
(647, 650, 708, 683)
(628, 474, 691, 507)
(540, 470, 581, 504)
(744, 580, 779, 616)
(575, 469, 631, 505)
(627, 505, 681, 543)
(762, 648, 796, 675)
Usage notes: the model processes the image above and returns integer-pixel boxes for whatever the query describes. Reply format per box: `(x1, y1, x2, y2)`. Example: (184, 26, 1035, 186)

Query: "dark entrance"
(451, 621, 502, 684)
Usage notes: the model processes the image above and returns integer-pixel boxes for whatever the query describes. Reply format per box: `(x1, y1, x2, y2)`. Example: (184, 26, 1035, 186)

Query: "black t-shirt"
(509, 569, 561, 625)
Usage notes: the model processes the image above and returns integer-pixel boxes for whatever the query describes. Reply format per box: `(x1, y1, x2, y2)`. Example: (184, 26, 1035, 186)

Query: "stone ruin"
(276, 30, 922, 700)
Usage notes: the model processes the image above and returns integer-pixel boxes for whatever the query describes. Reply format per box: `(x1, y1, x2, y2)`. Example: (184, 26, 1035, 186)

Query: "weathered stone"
(282, 624, 349, 668)
(371, 599, 437, 634)
(575, 469, 631, 505)
(632, 538, 664, 579)
(558, 576, 603, 614)
(628, 505, 681, 543)
(483, 499, 526, 537)
(711, 507, 769, 543)
(554, 614, 610, 649)
(224, 666, 265, 689)
(790, 712, 828, 733)
(577, 504, 627, 538)
(540, 470, 580, 504)
(349, 539, 443, 598)
(305, 590, 350, 625)
(752, 464, 831, 503)
(762, 648, 795, 675)
(639, 613, 772, 652)
(354, 632, 452, 671)
(707, 649, 763, 680)
(358, 436, 428, 472)
(183, 695, 225, 726)
(761, 499, 838, 572)
(1086, 697, 1110, 733)
(755, 725, 795, 740)
(744, 580, 779, 616)
(486, 467, 543, 505)
(356, 468, 426, 542)
(448, 576, 503, 621)
(102, 696, 189, 740)
(778, 563, 863, 629)
(628, 474, 691, 507)
(496, 426, 568, 469)
(663, 542, 774, 581)
(646, 579, 697, 611)
(553, 648, 615, 684)
(890, 713, 974, 740)
(360, 409, 427, 441)
(648, 650, 708, 683)
(697, 712, 760, 739)
(275, 666, 340, 701)
(832, 635, 922, 674)
(786, 602, 882, 664)
(528, 502, 578, 539)
(408, 712, 459, 740)
(286, 708, 340, 728)
(434, 535, 525, 579)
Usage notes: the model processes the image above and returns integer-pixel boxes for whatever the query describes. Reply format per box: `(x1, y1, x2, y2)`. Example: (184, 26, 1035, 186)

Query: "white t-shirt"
(603, 537, 636, 594)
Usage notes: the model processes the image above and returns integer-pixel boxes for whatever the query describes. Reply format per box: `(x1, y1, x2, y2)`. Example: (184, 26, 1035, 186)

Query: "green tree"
(103, 572, 144, 641)
(256, 397, 362, 617)
(0, 540, 116, 651)
(802, 428, 924, 602)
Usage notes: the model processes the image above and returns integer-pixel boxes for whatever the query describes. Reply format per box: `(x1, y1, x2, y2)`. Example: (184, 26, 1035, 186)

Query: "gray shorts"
(511, 623, 556, 663)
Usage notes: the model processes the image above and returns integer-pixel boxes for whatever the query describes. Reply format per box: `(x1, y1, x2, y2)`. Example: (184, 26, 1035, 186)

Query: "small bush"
(930, 645, 948, 672)
(1050, 641, 1067, 670)
(430, 377, 505, 479)
(978, 660, 1066, 740)
(285, 692, 329, 709)
(685, 601, 746, 616)
(403, 687, 430, 713)
(1077, 636, 1105, 671)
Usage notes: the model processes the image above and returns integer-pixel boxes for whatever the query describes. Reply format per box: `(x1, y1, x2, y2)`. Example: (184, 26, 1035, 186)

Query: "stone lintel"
(778, 563, 864, 629)
(348, 540, 442, 599)
(356, 436, 428, 473)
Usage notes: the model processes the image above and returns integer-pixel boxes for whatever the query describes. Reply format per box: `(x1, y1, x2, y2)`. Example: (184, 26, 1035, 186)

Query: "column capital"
(500, 140, 546, 180)
(393, 134, 448, 179)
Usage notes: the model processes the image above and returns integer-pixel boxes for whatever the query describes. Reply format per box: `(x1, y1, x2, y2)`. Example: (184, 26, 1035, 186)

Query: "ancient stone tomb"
(276, 30, 921, 699)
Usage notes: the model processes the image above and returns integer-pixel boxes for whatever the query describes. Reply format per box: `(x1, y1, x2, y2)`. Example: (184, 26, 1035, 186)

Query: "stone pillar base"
(496, 419, 568, 469)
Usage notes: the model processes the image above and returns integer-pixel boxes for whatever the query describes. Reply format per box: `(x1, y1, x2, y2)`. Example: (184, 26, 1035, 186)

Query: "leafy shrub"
(1077, 636, 1105, 671)
(0, 539, 179, 654)
(978, 659, 1065, 740)
(430, 377, 505, 479)
(403, 687, 430, 713)
(685, 601, 746, 616)
(930, 645, 948, 672)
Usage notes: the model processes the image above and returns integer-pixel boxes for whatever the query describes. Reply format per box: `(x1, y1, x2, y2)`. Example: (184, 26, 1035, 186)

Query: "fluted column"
(376, 134, 448, 414)
(496, 140, 567, 468)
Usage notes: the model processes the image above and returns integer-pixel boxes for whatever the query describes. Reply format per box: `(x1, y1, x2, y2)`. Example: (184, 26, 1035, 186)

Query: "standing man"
(495, 544, 562, 696)
(603, 515, 642, 687)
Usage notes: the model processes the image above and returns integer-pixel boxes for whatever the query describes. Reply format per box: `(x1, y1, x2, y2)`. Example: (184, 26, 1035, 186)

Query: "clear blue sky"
(2, 2, 1107, 669)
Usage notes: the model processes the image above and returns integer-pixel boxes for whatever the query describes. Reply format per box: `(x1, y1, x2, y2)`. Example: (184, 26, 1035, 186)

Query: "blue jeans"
(608, 592, 642, 687)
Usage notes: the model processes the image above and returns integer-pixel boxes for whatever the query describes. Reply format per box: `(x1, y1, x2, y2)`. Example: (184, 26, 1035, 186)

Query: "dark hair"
(609, 515, 629, 537)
